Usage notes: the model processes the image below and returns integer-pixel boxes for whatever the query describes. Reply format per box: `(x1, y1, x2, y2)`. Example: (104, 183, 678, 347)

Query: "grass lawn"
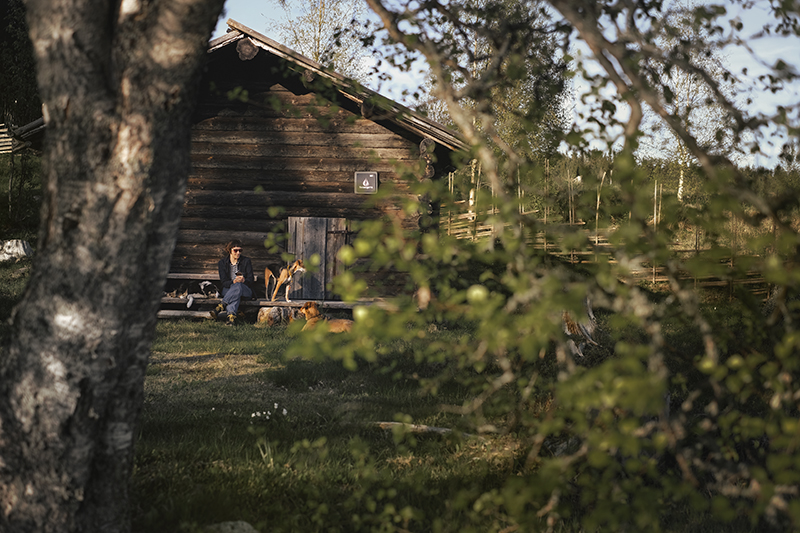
(134, 319, 522, 533)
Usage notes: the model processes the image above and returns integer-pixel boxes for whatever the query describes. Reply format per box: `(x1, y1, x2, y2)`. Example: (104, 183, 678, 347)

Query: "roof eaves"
(208, 29, 246, 53)
(9, 117, 45, 152)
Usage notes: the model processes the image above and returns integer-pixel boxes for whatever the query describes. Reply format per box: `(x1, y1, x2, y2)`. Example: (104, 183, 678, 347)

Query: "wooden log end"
(236, 38, 259, 61)
(361, 100, 375, 119)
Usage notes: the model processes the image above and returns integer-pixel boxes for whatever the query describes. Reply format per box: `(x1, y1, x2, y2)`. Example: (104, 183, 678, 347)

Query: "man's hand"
(234, 275, 244, 284)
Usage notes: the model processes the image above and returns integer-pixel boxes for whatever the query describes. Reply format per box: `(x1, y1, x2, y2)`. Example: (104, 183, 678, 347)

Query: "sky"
(211, 0, 800, 168)
(722, 3, 800, 166)
(565, 2, 800, 166)
(212, 0, 280, 38)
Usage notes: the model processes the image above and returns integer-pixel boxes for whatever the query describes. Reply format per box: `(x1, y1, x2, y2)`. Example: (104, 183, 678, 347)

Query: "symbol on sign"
(363, 178, 370, 186)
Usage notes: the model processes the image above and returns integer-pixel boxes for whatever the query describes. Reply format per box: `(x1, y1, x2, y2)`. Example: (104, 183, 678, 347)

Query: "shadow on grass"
(135, 329, 499, 533)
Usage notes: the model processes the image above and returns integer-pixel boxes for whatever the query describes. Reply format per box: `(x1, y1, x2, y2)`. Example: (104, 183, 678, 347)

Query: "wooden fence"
(440, 202, 769, 295)
(0, 124, 12, 154)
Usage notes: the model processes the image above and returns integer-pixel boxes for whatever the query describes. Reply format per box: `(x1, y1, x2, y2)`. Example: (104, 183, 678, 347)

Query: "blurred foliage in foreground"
(287, 0, 800, 530)
(290, 155, 799, 530)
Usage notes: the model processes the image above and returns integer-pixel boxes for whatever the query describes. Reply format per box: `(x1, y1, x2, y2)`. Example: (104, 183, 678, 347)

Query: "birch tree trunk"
(0, 0, 223, 531)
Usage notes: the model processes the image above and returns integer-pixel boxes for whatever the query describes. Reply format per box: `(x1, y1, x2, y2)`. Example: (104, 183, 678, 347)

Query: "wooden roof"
(211, 19, 467, 154)
(5, 117, 45, 153)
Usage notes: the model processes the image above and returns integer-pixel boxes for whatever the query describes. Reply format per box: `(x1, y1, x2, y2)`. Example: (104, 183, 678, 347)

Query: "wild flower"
(248, 405, 286, 423)
(250, 410, 273, 423)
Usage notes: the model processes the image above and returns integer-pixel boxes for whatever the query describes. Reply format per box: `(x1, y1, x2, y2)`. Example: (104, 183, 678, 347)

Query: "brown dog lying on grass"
(299, 301, 353, 333)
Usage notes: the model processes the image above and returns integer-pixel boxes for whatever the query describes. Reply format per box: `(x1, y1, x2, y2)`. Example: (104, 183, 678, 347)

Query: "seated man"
(215, 239, 255, 325)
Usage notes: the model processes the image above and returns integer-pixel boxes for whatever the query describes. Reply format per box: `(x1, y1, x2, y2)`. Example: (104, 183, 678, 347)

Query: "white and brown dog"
(265, 259, 306, 302)
(299, 301, 353, 333)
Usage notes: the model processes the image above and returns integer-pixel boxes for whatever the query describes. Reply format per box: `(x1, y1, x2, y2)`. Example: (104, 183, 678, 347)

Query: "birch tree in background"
(275, 0, 371, 83)
(636, 0, 736, 202)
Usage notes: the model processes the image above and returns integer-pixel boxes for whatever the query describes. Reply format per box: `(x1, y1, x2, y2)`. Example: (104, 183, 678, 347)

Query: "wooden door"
(287, 217, 349, 300)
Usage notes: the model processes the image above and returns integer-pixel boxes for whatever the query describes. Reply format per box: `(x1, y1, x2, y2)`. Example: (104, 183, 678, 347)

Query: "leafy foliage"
(281, 0, 800, 530)
(413, 0, 571, 162)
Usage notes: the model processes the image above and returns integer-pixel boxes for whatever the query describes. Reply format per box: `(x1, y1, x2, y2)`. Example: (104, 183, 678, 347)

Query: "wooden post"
(447, 172, 453, 236)
(772, 220, 776, 256)
(469, 160, 477, 241)
(7, 151, 14, 220)
(653, 180, 658, 284)
(658, 182, 663, 227)
(695, 224, 699, 290)
(569, 174, 576, 263)
(567, 174, 573, 225)
(567, 172, 573, 262)
(595, 171, 606, 246)
(544, 159, 549, 253)
(653, 180, 658, 229)
(730, 214, 737, 300)
(517, 168, 524, 236)
(473, 163, 482, 241)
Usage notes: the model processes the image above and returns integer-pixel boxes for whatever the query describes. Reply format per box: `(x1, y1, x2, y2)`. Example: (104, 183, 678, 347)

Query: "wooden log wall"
(170, 47, 425, 295)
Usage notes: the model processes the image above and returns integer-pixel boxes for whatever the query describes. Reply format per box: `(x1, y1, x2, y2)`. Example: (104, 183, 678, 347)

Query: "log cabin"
(169, 19, 467, 304)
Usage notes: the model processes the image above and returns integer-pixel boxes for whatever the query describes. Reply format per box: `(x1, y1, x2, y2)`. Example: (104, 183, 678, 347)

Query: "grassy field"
(136, 319, 521, 533)
(135, 295, 766, 533)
